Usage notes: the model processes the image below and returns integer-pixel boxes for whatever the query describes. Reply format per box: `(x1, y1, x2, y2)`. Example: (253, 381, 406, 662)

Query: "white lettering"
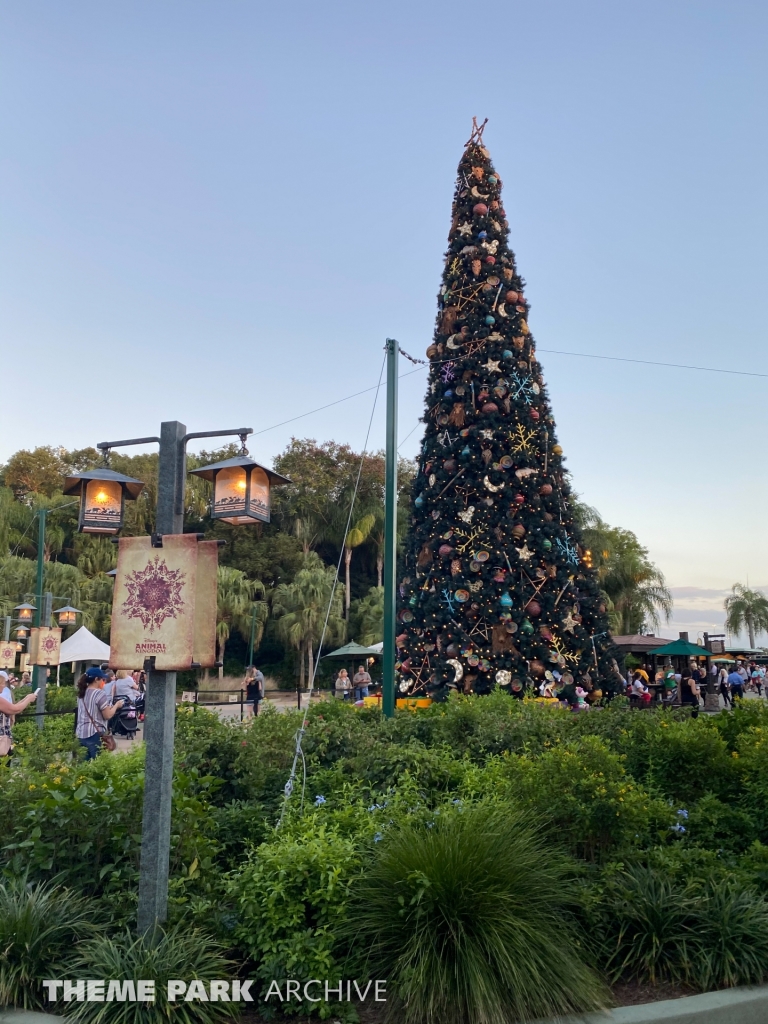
(209, 981, 230, 1002)
(42, 981, 63, 1002)
(167, 980, 187, 1001)
(303, 980, 321, 1002)
(354, 980, 373, 1001)
(263, 980, 282, 1002)
(325, 981, 343, 1001)
(232, 979, 253, 1002)
(87, 980, 105, 1002)
(137, 981, 155, 1003)
(107, 980, 136, 1001)
(375, 980, 387, 1002)
(64, 981, 85, 1002)
(285, 980, 301, 1002)
(185, 980, 209, 1002)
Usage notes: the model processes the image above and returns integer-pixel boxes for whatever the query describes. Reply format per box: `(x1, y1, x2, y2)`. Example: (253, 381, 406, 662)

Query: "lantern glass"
(57, 609, 77, 626)
(15, 626, 28, 638)
(81, 479, 123, 533)
(214, 466, 248, 523)
(247, 467, 271, 523)
(15, 604, 34, 623)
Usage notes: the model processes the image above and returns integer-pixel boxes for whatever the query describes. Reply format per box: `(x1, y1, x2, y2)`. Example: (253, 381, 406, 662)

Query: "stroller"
(109, 696, 139, 740)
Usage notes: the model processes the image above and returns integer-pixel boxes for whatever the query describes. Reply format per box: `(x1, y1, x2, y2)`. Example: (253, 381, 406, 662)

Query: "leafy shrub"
(504, 736, 673, 859)
(228, 819, 362, 1015)
(0, 878, 101, 1010)
(64, 925, 236, 1023)
(597, 866, 699, 983)
(692, 879, 768, 989)
(685, 794, 757, 854)
(343, 802, 606, 1024)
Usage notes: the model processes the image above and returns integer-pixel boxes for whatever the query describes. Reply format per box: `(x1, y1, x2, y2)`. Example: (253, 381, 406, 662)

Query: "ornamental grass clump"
(64, 925, 237, 1024)
(0, 877, 101, 1010)
(343, 801, 607, 1024)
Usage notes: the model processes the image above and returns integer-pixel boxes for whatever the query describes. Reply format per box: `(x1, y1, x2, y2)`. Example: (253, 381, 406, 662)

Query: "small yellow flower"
(28, 784, 36, 790)
(53, 777, 61, 784)
(732, 752, 740, 758)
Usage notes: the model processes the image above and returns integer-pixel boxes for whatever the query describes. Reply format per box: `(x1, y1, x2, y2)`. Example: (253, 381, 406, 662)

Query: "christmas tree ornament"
(396, 123, 616, 698)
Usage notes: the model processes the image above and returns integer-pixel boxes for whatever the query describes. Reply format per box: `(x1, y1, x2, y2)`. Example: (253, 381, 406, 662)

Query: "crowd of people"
(621, 658, 765, 714)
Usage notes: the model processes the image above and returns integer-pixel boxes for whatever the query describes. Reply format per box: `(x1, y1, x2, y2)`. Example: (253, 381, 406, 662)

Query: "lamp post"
(85, 421, 287, 938)
(382, 339, 399, 719)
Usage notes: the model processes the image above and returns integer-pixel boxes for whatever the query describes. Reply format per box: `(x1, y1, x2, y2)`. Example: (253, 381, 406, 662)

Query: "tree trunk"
(217, 638, 224, 679)
(749, 619, 756, 649)
(345, 546, 352, 619)
(307, 638, 315, 691)
(299, 644, 305, 691)
(377, 554, 383, 589)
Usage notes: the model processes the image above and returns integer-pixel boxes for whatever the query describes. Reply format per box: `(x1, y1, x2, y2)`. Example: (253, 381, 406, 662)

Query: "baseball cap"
(85, 666, 108, 681)
(0, 670, 8, 681)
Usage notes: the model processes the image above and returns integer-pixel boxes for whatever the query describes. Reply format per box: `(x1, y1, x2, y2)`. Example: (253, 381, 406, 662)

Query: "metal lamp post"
(86, 421, 289, 937)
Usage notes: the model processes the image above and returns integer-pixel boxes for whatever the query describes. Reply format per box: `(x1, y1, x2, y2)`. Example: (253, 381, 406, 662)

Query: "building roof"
(610, 634, 673, 651)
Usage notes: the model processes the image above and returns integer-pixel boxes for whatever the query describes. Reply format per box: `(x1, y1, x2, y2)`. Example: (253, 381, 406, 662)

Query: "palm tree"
(272, 552, 345, 690)
(74, 535, 117, 577)
(215, 566, 264, 678)
(724, 584, 768, 648)
(342, 512, 376, 619)
(349, 586, 384, 647)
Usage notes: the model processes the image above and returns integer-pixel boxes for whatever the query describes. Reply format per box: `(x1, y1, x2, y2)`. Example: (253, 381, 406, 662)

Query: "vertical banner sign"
(110, 535, 218, 671)
(29, 627, 62, 666)
(193, 540, 218, 669)
(0, 641, 17, 669)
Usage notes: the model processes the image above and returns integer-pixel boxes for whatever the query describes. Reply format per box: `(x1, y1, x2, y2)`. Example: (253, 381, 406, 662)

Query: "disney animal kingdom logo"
(121, 556, 186, 634)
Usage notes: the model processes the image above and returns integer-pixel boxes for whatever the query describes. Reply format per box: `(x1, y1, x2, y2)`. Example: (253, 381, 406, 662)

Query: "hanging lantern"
(55, 605, 81, 627)
(63, 469, 145, 535)
(14, 602, 35, 623)
(190, 455, 290, 525)
(14, 625, 29, 639)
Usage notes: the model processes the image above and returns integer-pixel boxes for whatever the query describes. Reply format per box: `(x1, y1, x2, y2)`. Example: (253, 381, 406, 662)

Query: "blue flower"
(676, 809, 689, 819)
(373, 832, 383, 842)
(670, 823, 686, 833)
(314, 795, 326, 806)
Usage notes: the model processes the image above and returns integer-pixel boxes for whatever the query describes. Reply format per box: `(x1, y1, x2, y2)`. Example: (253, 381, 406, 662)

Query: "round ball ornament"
(539, 483, 553, 495)
(438, 544, 454, 557)
(496, 669, 511, 685)
(552, 444, 563, 456)
(454, 589, 470, 603)
(511, 523, 526, 538)
(400, 609, 414, 622)
(513, 493, 525, 505)
(530, 658, 546, 677)
(446, 643, 459, 657)
(503, 349, 513, 359)
(485, 315, 495, 325)
(467, 654, 480, 667)
(499, 591, 513, 608)
(477, 231, 487, 239)
(443, 459, 457, 473)
(530, 408, 540, 421)
(542, 538, 552, 550)
(487, 175, 498, 185)
(500, 455, 513, 469)
(415, 495, 424, 508)
(473, 202, 488, 215)
(526, 600, 541, 617)
(506, 291, 519, 303)
(460, 446, 471, 459)
(426, 344, 438, 358)
(505, 620, 518, 634)
(485, 256, 496, 265)
(482, 402, 499, 414)
(475, 550, 490, 562)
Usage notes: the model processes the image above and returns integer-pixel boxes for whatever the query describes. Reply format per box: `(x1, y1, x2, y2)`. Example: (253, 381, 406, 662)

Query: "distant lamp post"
(14, 625, 29, 640)
(15, 603, 36, 624)
(55, 605, 81, 627)
(63, 469, 145, 534)
(190, 452, 290, 525)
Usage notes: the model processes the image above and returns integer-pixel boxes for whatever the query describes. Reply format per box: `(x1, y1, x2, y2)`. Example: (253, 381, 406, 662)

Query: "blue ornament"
(488, 175, 498, 184)
(477, 230, 487, 239)
(444, 389, 453, 399)
(503, 350, 513, 359)
(499, 591, 513, 608)
(415, 494, 424, 508)
(460, 445, 471, 459)
(485, 315, 495, 325)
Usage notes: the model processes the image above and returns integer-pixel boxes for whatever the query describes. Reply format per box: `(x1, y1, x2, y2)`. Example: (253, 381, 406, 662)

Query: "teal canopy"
(649, 638, 711, 658)
(323, 641, 382, 660)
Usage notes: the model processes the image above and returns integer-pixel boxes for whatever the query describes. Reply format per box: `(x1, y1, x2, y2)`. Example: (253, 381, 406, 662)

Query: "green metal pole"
(382, 338, 399, 718)
(33, 509, 47, 728)
(248, 606, 257, 667)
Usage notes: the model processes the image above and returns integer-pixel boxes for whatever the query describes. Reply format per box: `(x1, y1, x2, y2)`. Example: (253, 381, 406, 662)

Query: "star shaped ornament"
(482, 359, 501, 374)
(457, 222, 473, 237)
(517, 543, 534, 563)
(562, 610, 578, 633)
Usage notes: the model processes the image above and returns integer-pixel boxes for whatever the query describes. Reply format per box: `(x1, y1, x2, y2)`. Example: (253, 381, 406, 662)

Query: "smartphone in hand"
(33, 688, 40, 696)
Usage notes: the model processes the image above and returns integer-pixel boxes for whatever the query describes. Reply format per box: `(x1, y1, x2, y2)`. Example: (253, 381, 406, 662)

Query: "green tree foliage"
(349, 586, 384, 647)
(576, 501, 672, 634)
(272, 553, 346, 689)
(724, 583, 768, 648)
(215, 566, 266, 673)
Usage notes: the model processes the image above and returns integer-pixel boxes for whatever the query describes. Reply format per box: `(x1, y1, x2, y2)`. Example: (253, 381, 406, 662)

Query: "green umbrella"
(323, 641, 382, 660)
(649, 638, 712, 658)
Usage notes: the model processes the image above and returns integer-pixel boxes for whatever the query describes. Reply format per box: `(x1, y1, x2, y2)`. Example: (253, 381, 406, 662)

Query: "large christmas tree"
(397, 121, 615, 699)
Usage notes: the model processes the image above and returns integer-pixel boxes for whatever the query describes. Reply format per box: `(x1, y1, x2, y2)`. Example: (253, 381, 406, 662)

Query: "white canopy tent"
(59, 627, 110, 665)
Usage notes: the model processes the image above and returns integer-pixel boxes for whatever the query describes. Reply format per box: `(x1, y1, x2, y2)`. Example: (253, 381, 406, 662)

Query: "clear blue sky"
(2, 1, 767, 639)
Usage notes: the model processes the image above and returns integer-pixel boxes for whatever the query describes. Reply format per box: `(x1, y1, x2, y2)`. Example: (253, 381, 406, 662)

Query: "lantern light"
(14, 603, 35, 623)
(55, 605, 81, 627)
(189, 455, 290, 526)
(63, 469, 145, 535)
(14, 626, 29, 639)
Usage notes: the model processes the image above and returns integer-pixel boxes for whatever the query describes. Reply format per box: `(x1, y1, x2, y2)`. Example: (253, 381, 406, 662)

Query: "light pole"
(76, 422, 288, 939)
(382, 339, 399, 718)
